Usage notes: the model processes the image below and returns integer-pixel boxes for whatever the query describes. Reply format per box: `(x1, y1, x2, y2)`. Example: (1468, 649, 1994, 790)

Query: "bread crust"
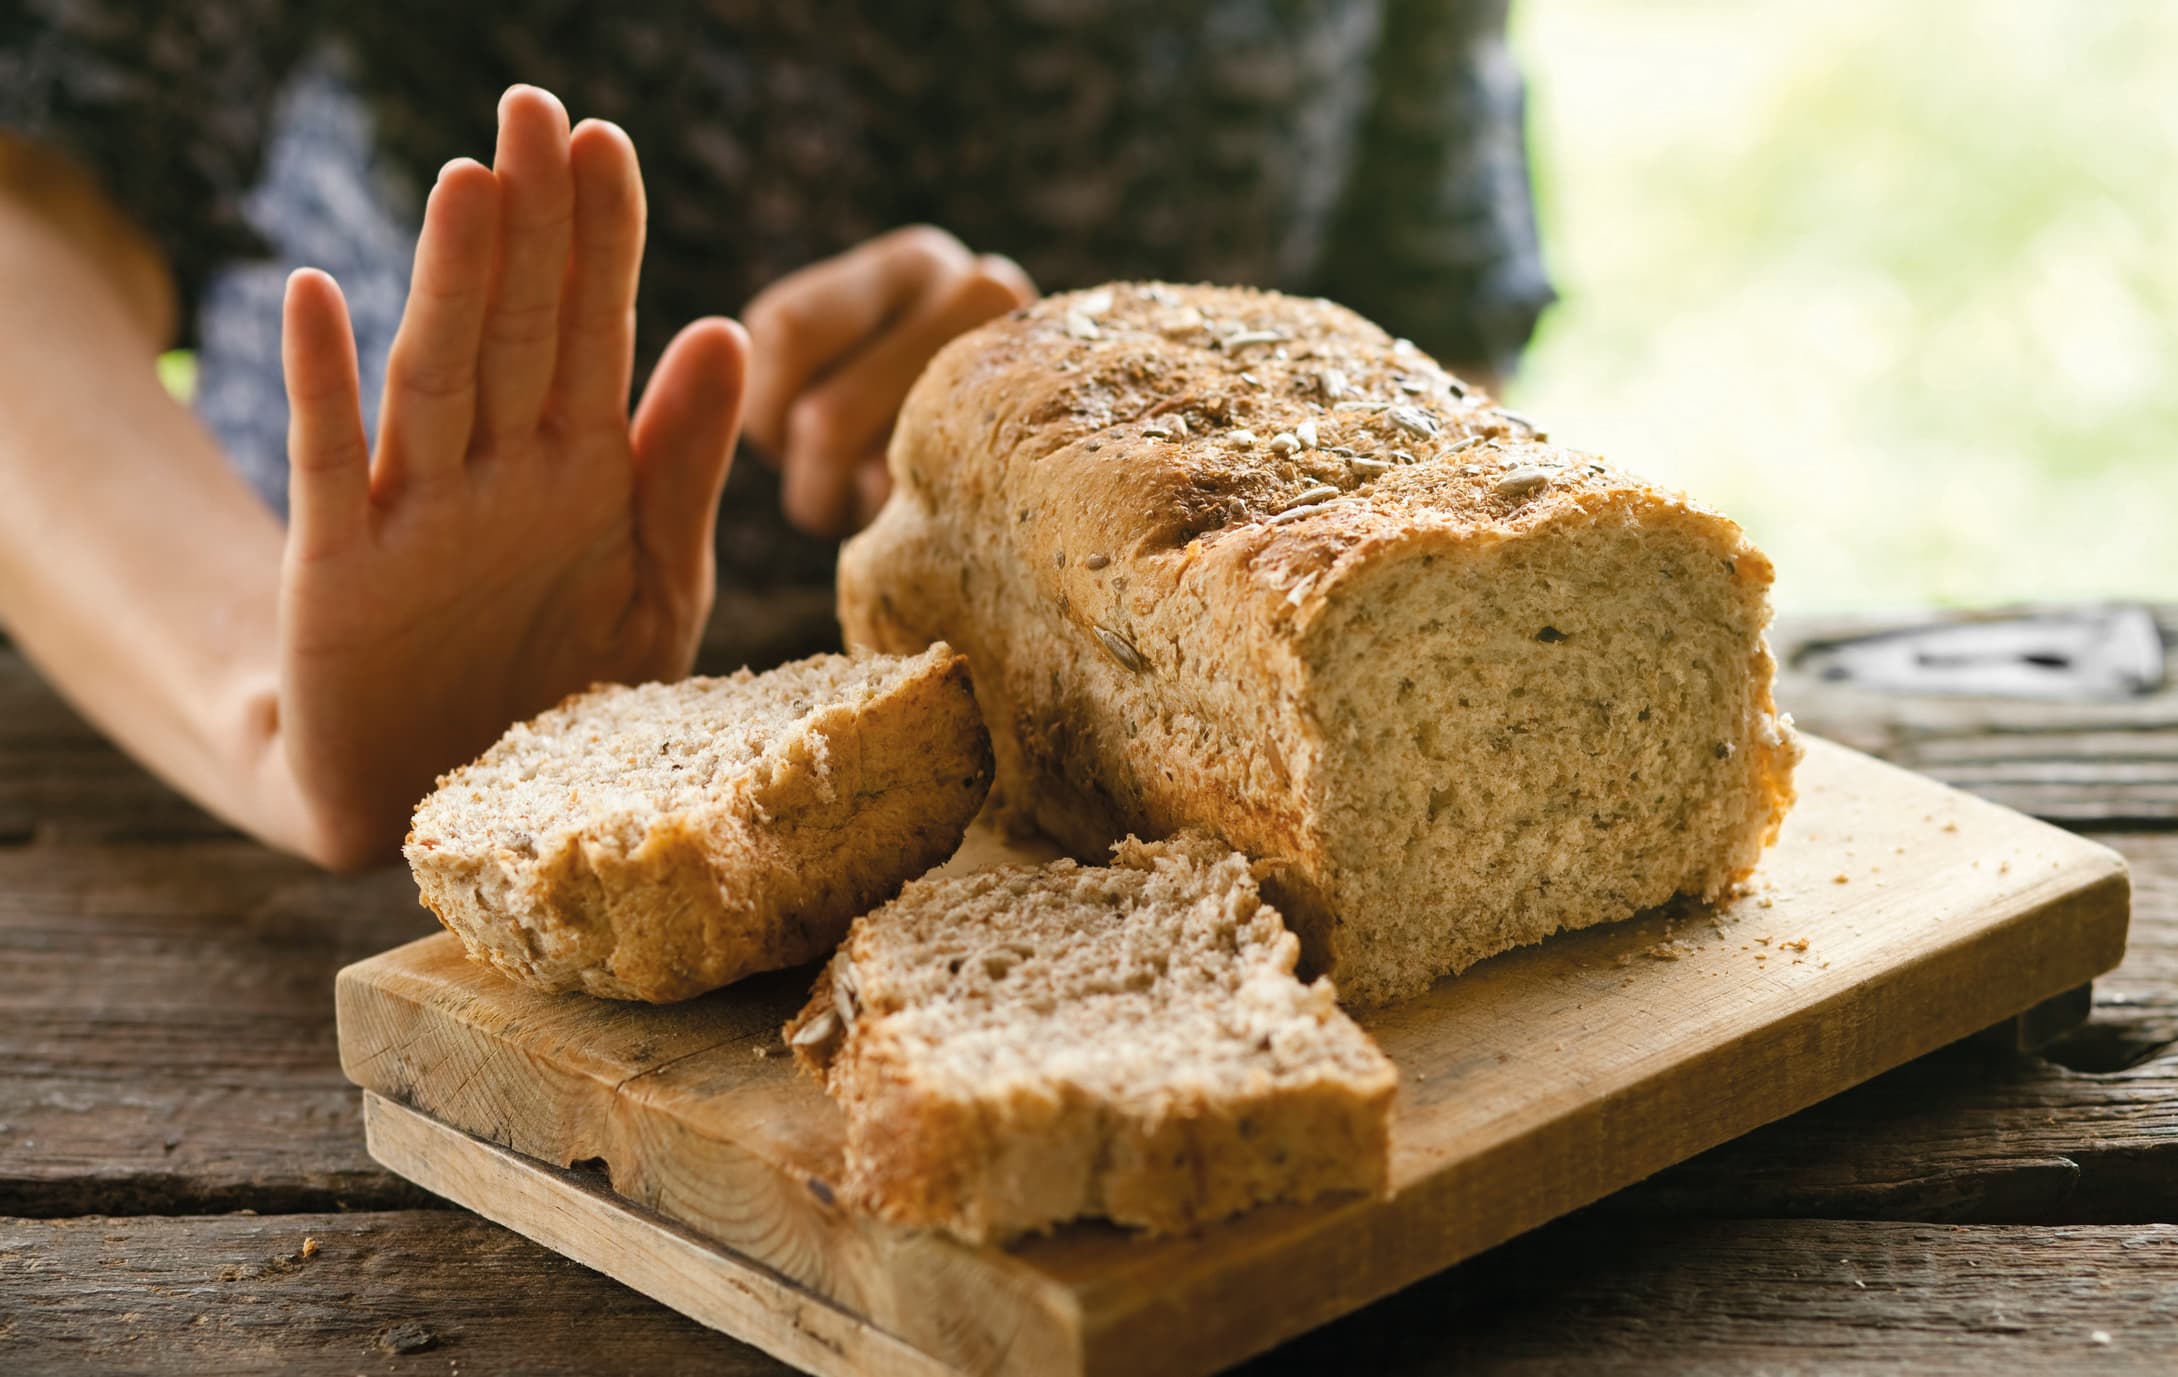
(406, 648, 993, 1002)
(784, 837, 1398, 1243)
(839, 284, 1799, 1004)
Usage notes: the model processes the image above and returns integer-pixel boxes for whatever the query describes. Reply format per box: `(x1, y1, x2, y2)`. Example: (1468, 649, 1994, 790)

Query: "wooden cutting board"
(337, 737, 2129, 1377)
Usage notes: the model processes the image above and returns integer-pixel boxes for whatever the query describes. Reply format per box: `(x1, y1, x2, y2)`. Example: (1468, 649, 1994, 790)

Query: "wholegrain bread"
(840, 283, 1799, 1006)
(406, 645, 991, 1002)
(785, 833, 1396, 1243)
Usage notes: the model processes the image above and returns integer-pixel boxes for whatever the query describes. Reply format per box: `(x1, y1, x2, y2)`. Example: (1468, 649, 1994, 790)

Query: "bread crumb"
(1943, 820, 1959, 833)
(1999, 860, 2012, 874)
(752, 1046, 772, 1060)
(1781, 938, 1810, 953)
(1645, 940, 1695, 962)
(2090, 1330, 2112, 1346)
(301, 1237, 319, 1259)
(1833, 873, 1850, 884)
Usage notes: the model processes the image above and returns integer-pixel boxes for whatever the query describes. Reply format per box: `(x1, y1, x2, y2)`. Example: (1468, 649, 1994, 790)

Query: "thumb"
(630, 317, 750, 581)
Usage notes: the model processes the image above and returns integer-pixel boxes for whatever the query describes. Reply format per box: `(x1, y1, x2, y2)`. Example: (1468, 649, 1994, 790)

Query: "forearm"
(0, 191, 313, 856)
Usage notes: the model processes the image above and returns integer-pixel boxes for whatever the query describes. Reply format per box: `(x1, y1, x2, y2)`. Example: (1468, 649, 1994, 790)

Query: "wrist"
(226, 674, 400, 871)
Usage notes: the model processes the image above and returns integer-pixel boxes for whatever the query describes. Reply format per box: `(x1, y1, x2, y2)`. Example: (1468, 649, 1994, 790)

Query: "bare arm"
(0, 91, 750, 869)
(0, 136, 310, 850)
(0, 87, 1038, 870)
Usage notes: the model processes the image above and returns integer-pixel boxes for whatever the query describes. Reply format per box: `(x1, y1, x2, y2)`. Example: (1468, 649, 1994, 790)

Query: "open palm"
(276, 87, 748, 866)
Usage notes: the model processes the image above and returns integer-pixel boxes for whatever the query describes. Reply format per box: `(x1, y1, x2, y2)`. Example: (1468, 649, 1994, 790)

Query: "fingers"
(740, 225, 977, 459)
(477, 86, 575, 443)
(779, 257, 1029, 536)
(281, 269, 370, 558)
(554, 118, 645, 426)
(631, 317, 750, 581)
(377, 158, 501, 491)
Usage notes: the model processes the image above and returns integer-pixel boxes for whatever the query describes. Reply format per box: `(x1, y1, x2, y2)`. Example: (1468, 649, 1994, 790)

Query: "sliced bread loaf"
(406, 645, 991, 1002)
(840, 282, 1800, 1005)
(785, 834, 1398, 1244)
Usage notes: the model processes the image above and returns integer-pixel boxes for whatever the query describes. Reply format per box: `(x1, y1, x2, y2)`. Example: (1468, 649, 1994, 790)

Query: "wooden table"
(6, 601, 2175, 1374)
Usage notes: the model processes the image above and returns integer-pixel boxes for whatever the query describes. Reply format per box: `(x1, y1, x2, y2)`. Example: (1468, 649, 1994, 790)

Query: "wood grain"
(1617, 829, 2178, 1224)
(8, 1208, 2171, 1376)
(0, 1209, 790, 1376)
(0, 645, 235, 844)
(364, 1094, 961, 1377)
(1237, 1215, 2178, 1375)
(0, 842, 435, 1215)
(338, 738, 2132, 1377)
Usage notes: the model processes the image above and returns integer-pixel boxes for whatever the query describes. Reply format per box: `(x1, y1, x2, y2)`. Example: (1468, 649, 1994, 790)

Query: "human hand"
(276, 86, 748, 866)
(742, 226, 1035, 537)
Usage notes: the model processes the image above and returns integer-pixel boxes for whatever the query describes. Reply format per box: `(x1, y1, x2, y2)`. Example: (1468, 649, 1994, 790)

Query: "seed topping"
(1095, 626, 1147, 672)
(1388, 406, 1438, 439)
(1277, 485, 1342, 513)
(1494, 466, 1551, 500)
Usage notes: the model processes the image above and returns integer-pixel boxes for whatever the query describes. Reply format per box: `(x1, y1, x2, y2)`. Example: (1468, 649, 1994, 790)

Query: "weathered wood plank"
(1617, 831, 2178, 1224)
(1240, 1216, 2178, 1375)
(1773, 606, 2178, 827)
(11, 1210, 2163, 1376)
(0, 1210, 790, 1376)
(0, 645, 236, 844)
(0, 844, 436, 1215)
(362, 1095, 976, 1377)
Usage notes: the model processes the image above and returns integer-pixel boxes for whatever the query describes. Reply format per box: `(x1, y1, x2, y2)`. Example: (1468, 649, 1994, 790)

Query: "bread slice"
(784, 834, 1398, 1244)
(840, 282, 1800, 1005)
(406, 645, 991, 1002)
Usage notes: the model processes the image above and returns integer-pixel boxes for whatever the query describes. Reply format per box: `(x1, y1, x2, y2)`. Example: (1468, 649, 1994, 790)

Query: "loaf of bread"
(840, 284, 1799, 1006)
(406, 646, 991, 1002)
(784, 833, 1397, 1243)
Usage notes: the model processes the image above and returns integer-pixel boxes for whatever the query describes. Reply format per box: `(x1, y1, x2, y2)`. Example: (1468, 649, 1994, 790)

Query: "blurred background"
(1505, 0, 2177, 614)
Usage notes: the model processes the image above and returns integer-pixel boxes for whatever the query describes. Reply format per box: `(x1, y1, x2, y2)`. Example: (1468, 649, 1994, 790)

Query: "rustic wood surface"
(4, 605, 2176, 1374)
(332, 740, 2133, 1377)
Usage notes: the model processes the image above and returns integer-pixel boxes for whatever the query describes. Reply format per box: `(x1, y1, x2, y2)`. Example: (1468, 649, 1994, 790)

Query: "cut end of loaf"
(785, 833, 1397, 1244)
(1296, 497, 1799, 1004)
(406, 644, 992, 1002)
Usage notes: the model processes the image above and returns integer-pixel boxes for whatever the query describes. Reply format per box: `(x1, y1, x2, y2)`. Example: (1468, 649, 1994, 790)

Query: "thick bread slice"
(406, 645, 991, 1003)
(839, 282, 1800, 1006)
(784, 834, 1398, 1244)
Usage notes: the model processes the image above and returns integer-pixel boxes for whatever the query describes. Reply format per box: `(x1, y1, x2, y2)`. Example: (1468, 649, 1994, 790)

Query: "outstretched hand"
(277, 86, 748, 867)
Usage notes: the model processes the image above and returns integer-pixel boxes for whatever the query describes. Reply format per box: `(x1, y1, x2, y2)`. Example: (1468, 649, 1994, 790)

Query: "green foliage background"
(1508, 2, 2177, 611)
